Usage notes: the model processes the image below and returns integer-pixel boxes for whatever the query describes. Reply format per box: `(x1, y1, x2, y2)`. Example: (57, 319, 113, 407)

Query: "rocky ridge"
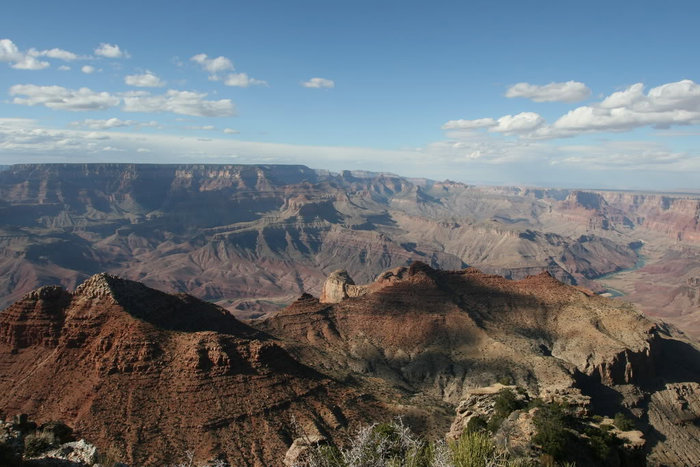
(0, 273, 387, 466)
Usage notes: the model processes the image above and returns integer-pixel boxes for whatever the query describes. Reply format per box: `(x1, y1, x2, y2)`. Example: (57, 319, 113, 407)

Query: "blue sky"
(2, 0, 700, 191)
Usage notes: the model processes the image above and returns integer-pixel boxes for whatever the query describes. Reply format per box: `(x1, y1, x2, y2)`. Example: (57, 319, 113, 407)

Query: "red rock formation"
(0, 273, 385, 466)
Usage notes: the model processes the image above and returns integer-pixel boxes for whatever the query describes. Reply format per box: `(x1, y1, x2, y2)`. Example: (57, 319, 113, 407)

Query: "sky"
(2, 0, 700, 191)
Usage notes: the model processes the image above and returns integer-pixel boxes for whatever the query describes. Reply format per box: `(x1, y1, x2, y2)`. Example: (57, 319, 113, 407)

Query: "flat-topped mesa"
(319, 270, 369, 303)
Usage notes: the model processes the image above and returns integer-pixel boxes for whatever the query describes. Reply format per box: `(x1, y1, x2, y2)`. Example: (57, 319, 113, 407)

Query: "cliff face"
(0, 274, 385, 466)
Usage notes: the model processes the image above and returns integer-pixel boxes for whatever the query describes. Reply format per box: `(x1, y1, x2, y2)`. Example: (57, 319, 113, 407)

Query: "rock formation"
(0, 274, 386, 466)
(319, 270, 369, 303)
(2, 163, 699, 338)
(263, 262, 700, 466)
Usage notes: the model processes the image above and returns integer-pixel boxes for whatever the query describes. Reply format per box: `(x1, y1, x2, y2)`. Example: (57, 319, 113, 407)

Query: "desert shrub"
(498, 375, 514, 386)
(532, 402, 574, 461)
(488, 388, 524, 432)
(39, 420, 74, 444)
(585, 423, 623, 461)
(613, 413, 635, 431)
(493, 389, 523, 418)
(304, 420, 432, 467)
(302, 419, 531, 467)
(23, 430, 58, 458)
(466, 415, 488, 433)
(450, 430, 531, 467)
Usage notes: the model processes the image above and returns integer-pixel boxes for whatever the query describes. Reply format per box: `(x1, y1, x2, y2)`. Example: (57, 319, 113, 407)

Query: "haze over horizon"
(2, 0, 700, 191)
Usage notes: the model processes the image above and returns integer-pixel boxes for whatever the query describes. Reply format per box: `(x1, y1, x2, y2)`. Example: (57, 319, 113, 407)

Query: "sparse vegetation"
(612, 413, 635, 431)
(23, 430, 58, 458)
(300, 419, 534, 467)
(465, 415, 488, 433)
(488, 388, 525, 432)
(532, 402, 575, 461)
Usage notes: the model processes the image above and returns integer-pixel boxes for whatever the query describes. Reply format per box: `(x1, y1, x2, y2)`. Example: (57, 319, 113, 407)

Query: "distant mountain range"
(0, 163, 699, 337)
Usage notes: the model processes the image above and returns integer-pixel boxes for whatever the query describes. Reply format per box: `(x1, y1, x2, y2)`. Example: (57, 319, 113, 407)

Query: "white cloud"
(28, 47, 78, 61)
(58, 65, 71, 71)
(125, 71, 165, 87)
(0, 39, 23, 62)
(223, 128, 239, 134)
(552, 80, 700, 135)
(302, 77, 335, 89)
(442, 118, 496, 130)
(1, 39, 82, 70)
(0, 39, 49, 70)
(191, 53, 234, 75)
(223, 72, 267, 87)
(445, 79, 700, 140)
(122, 90, 235, 117)
(81, 65, 95, 74)
(94, 43, 129, 58)
(505, 81, 591, 102)
(493, 112, 545, 133)
(69, 118, 158, 130)
(185, 125, 215, 131)
(12, 55, 50, 70)
(10, 84, 120, 111)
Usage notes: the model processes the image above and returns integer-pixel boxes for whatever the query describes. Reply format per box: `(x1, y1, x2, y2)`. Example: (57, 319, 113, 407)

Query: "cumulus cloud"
(223, 72, 267, 87)
(81, 65, 95, 74)
(505, 81, 591, 102)
(445, 79, 700, 140)
(125, 71, 165, 87)
(69, 118, 158, 130)
(122, 90, 235, 117)
(551, 80, 700, 135)
(493, 112, 545, 133)
(191, 53, 234, 75)
(10, 84, 120, 111)
(1, 39, 83, 70)
(442, 118, 497, 130)
(28, 47, 78, 61)
(223, 128, 239, 134)
(58, 65, 71, 71)
(302, 77, 335, 89)
(0, 39, 49, 70)
(94, 43, 129, 58)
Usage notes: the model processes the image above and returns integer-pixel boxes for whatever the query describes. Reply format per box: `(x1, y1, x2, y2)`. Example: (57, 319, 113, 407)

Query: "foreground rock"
(263, 263, 700, 466)
(0, 274, 385, 466)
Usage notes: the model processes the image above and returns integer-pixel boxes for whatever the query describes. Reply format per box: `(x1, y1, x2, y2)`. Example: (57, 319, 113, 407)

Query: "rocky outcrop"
(319, 270, 369, 303)
(0, 274, 386, 466)
(264, 263, 700, 466)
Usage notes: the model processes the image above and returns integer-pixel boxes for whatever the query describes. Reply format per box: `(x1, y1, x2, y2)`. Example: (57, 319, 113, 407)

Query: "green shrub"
(532, 402, 574, 461)
(493, 389, 523, 418)
(466, 415, 488, 433)
(487, 388, 525, 432)
(613, 412, 635, 431)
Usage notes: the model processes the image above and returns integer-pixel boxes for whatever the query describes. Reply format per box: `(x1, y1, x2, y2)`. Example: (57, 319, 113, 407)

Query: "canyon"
(0, 163, 698, 337)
